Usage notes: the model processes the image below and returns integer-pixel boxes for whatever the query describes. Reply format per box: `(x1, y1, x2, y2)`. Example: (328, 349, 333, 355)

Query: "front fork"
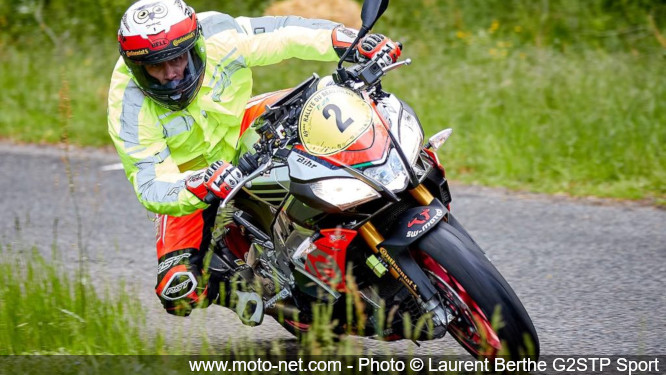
(358, 184, 454, 333)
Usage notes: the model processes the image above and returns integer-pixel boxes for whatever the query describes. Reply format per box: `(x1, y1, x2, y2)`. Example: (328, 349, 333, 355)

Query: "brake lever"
(220, 160, 273, 208)
(382, 58, 412, 73)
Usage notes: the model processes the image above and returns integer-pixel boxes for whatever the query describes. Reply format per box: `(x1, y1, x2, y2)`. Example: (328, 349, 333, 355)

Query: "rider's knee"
(154, 248, 208, 317)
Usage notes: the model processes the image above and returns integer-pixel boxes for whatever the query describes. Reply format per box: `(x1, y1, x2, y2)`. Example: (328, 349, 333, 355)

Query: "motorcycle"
(207, 0, 539, 360)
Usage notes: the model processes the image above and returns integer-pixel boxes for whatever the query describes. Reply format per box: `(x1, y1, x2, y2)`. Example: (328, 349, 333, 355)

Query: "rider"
(108, 0, 401, 318)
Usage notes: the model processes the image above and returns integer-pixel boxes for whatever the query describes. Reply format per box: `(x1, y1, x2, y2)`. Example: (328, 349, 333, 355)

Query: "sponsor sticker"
(406, 209, 444, 238)
(151, 38, 169, 49)
(157, 253, 191, 274)
(126, 48, 149, 57)
(165, 279, 192, 296)
(378, 247, 417, 292)
(173, 31, 195, 47)
(160, 271, 198, 301)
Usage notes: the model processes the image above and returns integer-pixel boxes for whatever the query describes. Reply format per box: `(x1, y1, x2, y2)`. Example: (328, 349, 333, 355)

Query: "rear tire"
(416, 217, 540, 360)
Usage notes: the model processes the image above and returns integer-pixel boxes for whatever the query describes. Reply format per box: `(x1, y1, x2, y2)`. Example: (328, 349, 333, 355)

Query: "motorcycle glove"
(186, 161, 243, 201)
(155, 248, 208, 316)
(357, 34, 402, 68)
(332, 26, 402, 66)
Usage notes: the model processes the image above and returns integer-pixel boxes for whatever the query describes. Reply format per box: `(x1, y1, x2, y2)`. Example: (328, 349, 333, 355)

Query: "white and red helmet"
(118, 0, 206, 110)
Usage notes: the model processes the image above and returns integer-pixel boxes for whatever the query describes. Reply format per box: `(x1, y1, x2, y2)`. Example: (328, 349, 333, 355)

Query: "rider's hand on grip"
(186, 161, 243, 202)
(357, 34, 401, 68)
(204, 161, 243, 200)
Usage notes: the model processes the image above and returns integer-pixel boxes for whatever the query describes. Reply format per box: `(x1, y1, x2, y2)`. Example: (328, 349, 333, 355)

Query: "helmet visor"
(125, 36, 206, 110)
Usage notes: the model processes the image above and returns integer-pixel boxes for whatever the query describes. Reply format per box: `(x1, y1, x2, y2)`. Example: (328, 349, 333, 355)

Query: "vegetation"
(0, 242, 433, 360)
(0, 0, 664, 202)
(0, 244, 149, 354)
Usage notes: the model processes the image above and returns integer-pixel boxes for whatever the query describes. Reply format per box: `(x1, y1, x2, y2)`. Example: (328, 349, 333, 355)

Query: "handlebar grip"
(238, 152, 260, 175)
(203, 191, 218, 205)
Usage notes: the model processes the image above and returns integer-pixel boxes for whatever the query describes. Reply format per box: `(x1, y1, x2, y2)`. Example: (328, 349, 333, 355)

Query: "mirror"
(361, 0, 389, 31)
(336, 0, 389, 70)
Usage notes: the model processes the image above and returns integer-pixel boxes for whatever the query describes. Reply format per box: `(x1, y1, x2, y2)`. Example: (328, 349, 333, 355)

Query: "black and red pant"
(154, 204, 219, 316)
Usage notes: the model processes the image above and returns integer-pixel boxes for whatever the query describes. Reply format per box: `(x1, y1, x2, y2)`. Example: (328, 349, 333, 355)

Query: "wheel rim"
(418, 252, 502, 357)
(285, 320, 310, 332)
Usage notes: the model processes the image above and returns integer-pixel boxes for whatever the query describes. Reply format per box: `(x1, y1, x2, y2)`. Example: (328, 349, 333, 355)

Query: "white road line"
(101, 163, 124, 171)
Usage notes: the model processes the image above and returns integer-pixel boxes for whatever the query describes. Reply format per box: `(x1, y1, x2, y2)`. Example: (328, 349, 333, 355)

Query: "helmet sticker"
(299, 86, 374, 156)
(173, 31, 195, 47)
(133, 2, 168, 25)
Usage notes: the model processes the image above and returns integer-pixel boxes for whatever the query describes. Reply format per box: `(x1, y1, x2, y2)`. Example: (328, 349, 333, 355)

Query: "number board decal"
(299, 86, 374, 156)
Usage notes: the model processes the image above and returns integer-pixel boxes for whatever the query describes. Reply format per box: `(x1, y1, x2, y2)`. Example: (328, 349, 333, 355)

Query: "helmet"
(118, 0, 206, 111)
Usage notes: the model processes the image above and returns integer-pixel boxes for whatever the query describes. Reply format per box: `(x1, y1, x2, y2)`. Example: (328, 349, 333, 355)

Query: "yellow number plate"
(299, 86, 374, 156)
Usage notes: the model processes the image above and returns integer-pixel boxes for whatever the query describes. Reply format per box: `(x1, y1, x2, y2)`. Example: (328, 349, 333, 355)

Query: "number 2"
(323, 104, 354, 133)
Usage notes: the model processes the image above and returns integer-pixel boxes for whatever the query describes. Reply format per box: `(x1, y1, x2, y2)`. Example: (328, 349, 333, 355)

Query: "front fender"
(375, 199, 448, 302)
(380, 199, 448, 249)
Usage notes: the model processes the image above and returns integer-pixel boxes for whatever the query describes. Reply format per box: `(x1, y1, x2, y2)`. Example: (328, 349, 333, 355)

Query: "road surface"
(1, 142, 664, 355)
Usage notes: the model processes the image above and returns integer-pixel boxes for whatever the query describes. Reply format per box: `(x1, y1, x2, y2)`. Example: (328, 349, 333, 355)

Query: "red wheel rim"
(418, 252, 502, 357)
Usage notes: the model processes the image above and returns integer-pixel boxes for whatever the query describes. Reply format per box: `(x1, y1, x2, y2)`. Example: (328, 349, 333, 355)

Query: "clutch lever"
(220, 160, 273, 208)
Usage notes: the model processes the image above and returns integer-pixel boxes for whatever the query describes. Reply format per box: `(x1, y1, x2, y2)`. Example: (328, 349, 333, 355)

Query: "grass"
(0, 239, 446, 355)
(396, 48, 665, 201)
(251, 45, 666, 202)
(0, 231, 539, 372)
(0, 244, 149, 354)
(0, 242, 384, 364)
(0, 42, 111, 147)
(0, 241, 376, 357)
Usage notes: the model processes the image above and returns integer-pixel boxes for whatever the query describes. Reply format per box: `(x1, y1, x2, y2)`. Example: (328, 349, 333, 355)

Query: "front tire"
(416, 217, 540, 360)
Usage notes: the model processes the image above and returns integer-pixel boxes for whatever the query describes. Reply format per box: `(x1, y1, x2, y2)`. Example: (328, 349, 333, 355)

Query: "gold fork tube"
(358, 221, 419, 297)
(358, 221, 384, 251)
(359, 221, 399, 280)
(409, 184, 435, 206)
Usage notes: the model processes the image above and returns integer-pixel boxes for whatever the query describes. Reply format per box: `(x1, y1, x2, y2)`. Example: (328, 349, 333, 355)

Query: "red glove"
(357, 34, 401, 68)
(186, 161, 243, 201)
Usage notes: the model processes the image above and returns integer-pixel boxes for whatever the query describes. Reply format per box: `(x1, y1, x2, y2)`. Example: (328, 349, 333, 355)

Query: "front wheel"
(416, 218, 540, 360)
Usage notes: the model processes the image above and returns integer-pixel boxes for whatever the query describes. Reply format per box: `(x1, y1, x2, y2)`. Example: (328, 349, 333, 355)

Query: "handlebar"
(340, 56, 411, 88)
(220, 158, 273, 208)
(237, 152, 261, 175)
(203, 191, 217, 204)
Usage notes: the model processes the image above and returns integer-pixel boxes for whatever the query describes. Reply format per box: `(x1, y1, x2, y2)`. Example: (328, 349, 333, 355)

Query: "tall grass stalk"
(0, 245, 149, 354)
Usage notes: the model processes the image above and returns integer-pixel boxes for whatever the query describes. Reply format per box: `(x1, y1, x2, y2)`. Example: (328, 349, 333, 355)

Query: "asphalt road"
(1, 142, 664, 355)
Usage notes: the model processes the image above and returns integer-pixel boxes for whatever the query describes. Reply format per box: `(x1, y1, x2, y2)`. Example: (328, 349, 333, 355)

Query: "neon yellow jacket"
(108, 13, 346, 216)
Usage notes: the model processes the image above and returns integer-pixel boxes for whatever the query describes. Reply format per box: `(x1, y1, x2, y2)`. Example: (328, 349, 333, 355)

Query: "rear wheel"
(416, 218, 540, 360)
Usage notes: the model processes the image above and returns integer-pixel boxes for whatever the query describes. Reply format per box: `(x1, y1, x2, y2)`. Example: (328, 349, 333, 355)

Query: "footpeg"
(234, 291, 264, 326)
